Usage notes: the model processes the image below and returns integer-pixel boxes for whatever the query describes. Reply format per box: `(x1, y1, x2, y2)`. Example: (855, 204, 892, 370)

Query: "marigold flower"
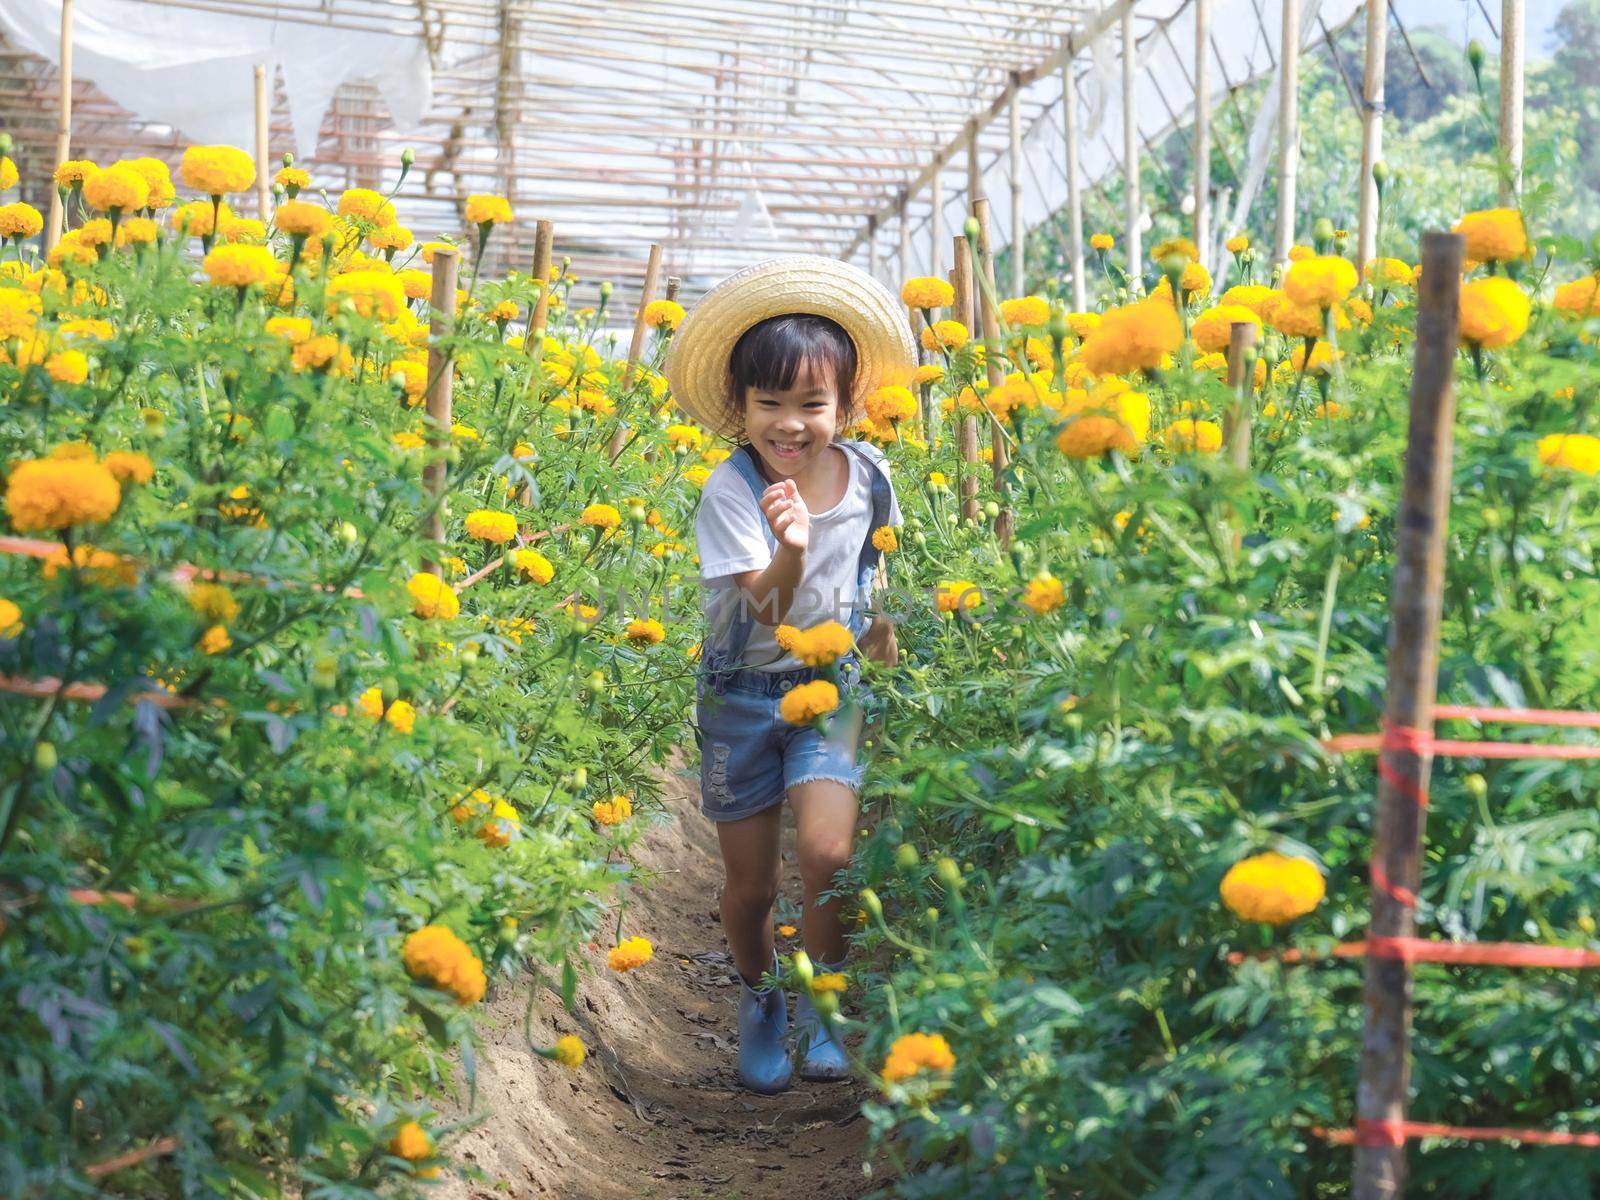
(1364, 257, 1413, 291)
(882, 1032, 955, 1085)
(1190, 304, 1263, 354)
(1225, 234, 1250, 254)
(625, 617, 666, 645)
(1553, 276, 1600, 319)
(1219, 851, 1325, 925)
(171, 200, 230, 239)
(407, 571, 460, 619)
(1153, 236, 1200, 263)
(779, 679, 840, 725)
(1290, 342, 1339, 376)
(402, 924, 486, 1003)
(642, 299, 685, 330)
(919, 319, 969, 352)
(810, 973, 847, 995)
(198, 624, 232, 655)
(1079, 299, 1181, 377)
(5, 457, 121, 532)
(664, 423, 704, 451)
(1458, 276, 1530, 350)
(775, 620, 855, 667)
(274, 199, 332, 238)
(0, 202, 43, 241)
(0, 288, 40, 341)
(202, 244, 279, 289)
(369, 224, 413, 253)
(1282, 255, 1358, 309)
(1537, 433, 1600, 474)
(1452, 208, 1527, 263)
(684, 465, 712, 489)
(901, 276, 955, 308)
(935, 580, 983, 614)
(607, 935, 654, 972)
(54, 159, 97, 188)
(274, 166, 310, 195)
(291, 334, 343, 373)
(464, 509, 518, 543)
(1089, 232, 1114, 251)
(552, 1034, 587, 1069)
(102, 451, 153, 485)
(0, 597, 20, 637)
(326, 269, 406, 322)
(487, 299, 518, 323)
(118, 217, 159, 247)
(592, 794, 633, 826)
(44, 350, 89, 385)
(510, 548, 554, 584)
(40, 543, 135, 586)
(83, 164, 151, 214)
(476, 797, 519, 847)
(419, 240, 455, 265)
(1287, 243, 1314, 262)
(464, 193, 513, 226)
(187, 582, 239, 623)
(865, 384, 917, 425)
(997, 295, 1049, 327)
(871, 525, 898, 553)
(1161, 418, 1223, 453)
(180, 145, 256, 196)
(336, 187, 395, 226)
(912, 363, 944, 387)
(778, 923, 797, 937)
(580, 503, 622, 531)
(1021, 574, 1065, 615)
(1054, 387, 1151, 459)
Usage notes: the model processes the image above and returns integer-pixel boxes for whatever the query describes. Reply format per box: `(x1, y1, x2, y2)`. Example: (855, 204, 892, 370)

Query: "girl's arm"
(730, 478, 809, 625)
(858, 614, 898, 666)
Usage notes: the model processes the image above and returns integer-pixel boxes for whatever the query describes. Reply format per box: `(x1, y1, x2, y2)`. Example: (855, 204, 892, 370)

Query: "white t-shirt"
(696, 441, 902, 672)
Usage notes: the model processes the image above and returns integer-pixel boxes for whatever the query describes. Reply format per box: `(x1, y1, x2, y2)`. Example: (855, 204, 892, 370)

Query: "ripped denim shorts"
(693, 657, 869, 823)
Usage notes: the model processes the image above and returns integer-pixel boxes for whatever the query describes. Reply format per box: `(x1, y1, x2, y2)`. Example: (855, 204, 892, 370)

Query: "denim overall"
(694, 440, 892, 821)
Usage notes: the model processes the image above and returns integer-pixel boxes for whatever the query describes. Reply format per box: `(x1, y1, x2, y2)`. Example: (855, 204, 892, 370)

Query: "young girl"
(663, 256, 916, 1094)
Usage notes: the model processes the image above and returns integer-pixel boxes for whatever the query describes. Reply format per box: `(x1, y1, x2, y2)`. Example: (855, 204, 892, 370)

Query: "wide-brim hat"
(663, 255, 917, 441)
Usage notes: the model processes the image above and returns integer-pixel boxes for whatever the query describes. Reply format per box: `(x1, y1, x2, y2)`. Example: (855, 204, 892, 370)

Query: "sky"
(1391, 0, 1570, 61)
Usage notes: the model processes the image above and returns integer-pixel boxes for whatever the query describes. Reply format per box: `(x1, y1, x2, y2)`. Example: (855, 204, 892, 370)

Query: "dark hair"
(725, 314, 858, 439)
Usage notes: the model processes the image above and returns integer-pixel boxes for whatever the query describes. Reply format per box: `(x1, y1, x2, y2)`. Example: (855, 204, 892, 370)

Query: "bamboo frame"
(1498, 0, 1524, 203)
(1122, 2, 1143, 285)
(1275, 0, 1301, 264)
(423, 246, 461, 575)
(1193, 0, 1211, 266)
(1356, 0, 1387, 269)
(253, 64, 270, 221)
(44, 0, 73, 254)
(1061, 36, 1086, 310)
(972, 198, 1013, 548)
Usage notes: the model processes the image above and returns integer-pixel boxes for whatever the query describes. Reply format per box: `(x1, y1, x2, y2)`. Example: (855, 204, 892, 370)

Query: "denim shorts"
(694, 662, 870, 823)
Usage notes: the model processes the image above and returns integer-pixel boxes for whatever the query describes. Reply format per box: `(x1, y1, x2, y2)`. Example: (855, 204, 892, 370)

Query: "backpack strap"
(701, 444, 777, 677)
(834, 440, 894, 637)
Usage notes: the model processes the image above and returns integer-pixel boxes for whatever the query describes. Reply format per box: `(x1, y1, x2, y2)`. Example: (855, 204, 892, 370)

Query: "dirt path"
(435, 754, 880, 1200)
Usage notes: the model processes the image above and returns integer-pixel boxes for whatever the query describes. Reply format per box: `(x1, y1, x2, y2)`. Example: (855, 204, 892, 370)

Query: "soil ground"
(434, 754, 882, 1200)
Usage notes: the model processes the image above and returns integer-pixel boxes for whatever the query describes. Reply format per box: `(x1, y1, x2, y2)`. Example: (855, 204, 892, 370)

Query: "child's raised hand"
(758, 479, 810, 552)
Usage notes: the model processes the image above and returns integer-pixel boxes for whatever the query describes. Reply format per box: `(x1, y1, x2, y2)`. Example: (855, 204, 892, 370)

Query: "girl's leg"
(789, 780, 860, 963)
(715, 804, 784, 984)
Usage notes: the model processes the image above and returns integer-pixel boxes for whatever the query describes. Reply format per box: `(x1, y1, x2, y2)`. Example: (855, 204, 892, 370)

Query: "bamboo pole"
(1352, 230, 1465, 1200)
(1008, 74, 1024, 297)
(45, 0, 73, 254)
(951, 239, 971, 330)
(254, 65, 271, 221)
(867, 213, 879, 281)
(930, 169, 944, 280)
(898, 190, 911, 284)
(1356, 0, 1388, 270)
(528, 218, 554, 344)
(1194, 0, 1211, 267)
(665, 275, 680, 302)
(1275, 0, 1301, 265)
(1121, 3, 1142, 285)
(951, 235, 980, 524)
(1223, 320, 1257, 470)
(611, 242, 663, 462)
(423, 246, 461, 576)
(1062, 38, 1086, 310)
(966, 119, 983, 210)
(973, 198, 1013, 548)
(1498, 0, 1524, 203)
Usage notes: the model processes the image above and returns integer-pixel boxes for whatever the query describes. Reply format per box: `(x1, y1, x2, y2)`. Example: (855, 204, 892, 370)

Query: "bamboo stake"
(1121, 3, 1142, 284)
(423, 246, 461, 577)
(1008, 75, 1024, 297)
(973, 198, 1013, 548)
(966, 119, 983, 208)
(1275, 0, 1301, 265)
(1194, 0, 1211, 267)
(1498, 0, 1524, 203)
(951, 235, 979, 523)
(254, 64, 271, 221)
(1224, 320, 1257, 470)
(930, 169, 944, 280)
(45, 0, 73, 254)
(527, 218, 555, 345)
(897, 190, 911, 284)
(1061, 38, 1086, 311)
(1352, 230, 1465, 1200)
(1356, 0, 1388, 270)
(665, 275, 680, 302)
(612, 242, 663, 462)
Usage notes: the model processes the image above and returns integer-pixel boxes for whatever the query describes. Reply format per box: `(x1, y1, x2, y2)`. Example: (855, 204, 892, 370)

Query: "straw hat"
(664, 255, 917, 440)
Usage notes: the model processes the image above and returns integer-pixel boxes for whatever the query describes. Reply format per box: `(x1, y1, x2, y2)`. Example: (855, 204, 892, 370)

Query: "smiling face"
(742, 357, 843, 480)
(725, 313, 859, 480)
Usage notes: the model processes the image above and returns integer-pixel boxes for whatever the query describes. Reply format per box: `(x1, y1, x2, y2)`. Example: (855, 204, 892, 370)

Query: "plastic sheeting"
(0, 0, 431, 157)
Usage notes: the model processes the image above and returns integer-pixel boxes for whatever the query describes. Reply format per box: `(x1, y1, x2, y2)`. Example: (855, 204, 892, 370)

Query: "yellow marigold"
(118, 217, 158, 247)
(369, 224, 413, 253)
(0, 202, 43, 241)
(1089, 233, 1114, 251)
(1079, 299, 1181, 377)
(580, 503, 621, 531)
(774, 620, 855, 667)
(642, 299, 685, 330)
(186, 583, 239, 625)
(1453, 208, 1527, 263)
(274, 199, 331, 238)
(336, 187, 395, 226)
(1217, 285, 1273, 317)
(1553, 276, 1600, 319)
(999, 295, 1050, 327)
(1021, 573, 1064, 615)
(1282, 255, 1358, 309)
(625, 617, 666, 644)
(326, 270, 406, 321)
(218, 216, 265, 245)
(419, 240, 455, 265)
(511, 548, 554, 584)
(54, 160, 97, 188)
(1290, 341, 1339, 375)
(1153, 236, 1200, 263)
(1459, 277, 1530, 350)
(1537, 433, 1600, 474)
(1219, 851, 1325, 925)
(1190, 304, 1263, 354)
(402, 924, 486, 1004)
(41, 543, 135, 587)
(872, 525, 898, 553)
(935, 579, 983, 614)
(102, 451, 153, 485)
(866, 384, 917, 425)
(180, 145, 255, 196)
(779, 679, 840, 724)
(665, 423, 704, 451)
(882, 1032, 955, 1085)
(477, 797, 519, 847)
(684, 465, 712, 489)
(901, 276, 955, 308)
(44, 350, 89, 385)
(1266, 294, 1349, 340)
(76, 218, 114, 249)
(198, 624, 232, 655)
(172, 200, 230, 239)
(202, 244, 279, 289)
(592, 794, 634, 826)
(355, 686, 385, 720)
(0, 289, 40, 340)
(5, 458, 121, 532)
(83, 164, 150, 213)
(0, 597, 20, 637)
(407, 571, 460, 619)
(1225, 234, 1250, 254)
(1364, 257, 1413, 291)
(291, 334, 343, 373)
(810, 973, 847, 996)
(463, 509, 518, 543)
(607, 935, 654, 972)
(1054, 387, 1151, 459)
(487, 299, 518, 323)
(912, 363, 944, 387)
(465, 194, 513, 226)
(552, 1034, 587, 1069)
(274, 166, 310, 194)
(1161, 418, 1223, 453)
(389, 1121, 433, 1166)
(920, 319, 969, 352)
(1287, 243, 1314, 262)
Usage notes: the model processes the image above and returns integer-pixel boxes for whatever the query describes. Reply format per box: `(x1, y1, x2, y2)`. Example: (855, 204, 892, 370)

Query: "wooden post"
(527, 218, 554, 347)
(612, 242, 663, 462)
(1193, 0, 1211, 267)
(951, 239, 972, 331)
(867, 214, 880, 281)
(45, 0, 73, 254)
(1352, 230, 1465, 1200)
(254, 65, 271, 221)
(930, 169, 944, 280)
(1498, 0, 1524, 204)
(423, 246, 461, 576)
(665, 275, 680, 302)
(898, 190, 911, 285)
(1276, 0, 1302, 264)
(966, 120, 983, 208)
(1223, 320, 1257, 470)
(1008, 75, 1024, 298)
(1061, 39, 1087, 310)
(951, 235, 979, 523)
(1121, 3, 1142, 284)
(973, 198, 1013, 547)
(1356, 0, 1388, 270)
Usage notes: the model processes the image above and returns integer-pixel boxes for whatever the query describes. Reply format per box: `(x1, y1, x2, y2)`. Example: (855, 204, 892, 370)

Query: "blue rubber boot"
(794, 956, 850, 1081)
(736, 951, 792, 1094)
